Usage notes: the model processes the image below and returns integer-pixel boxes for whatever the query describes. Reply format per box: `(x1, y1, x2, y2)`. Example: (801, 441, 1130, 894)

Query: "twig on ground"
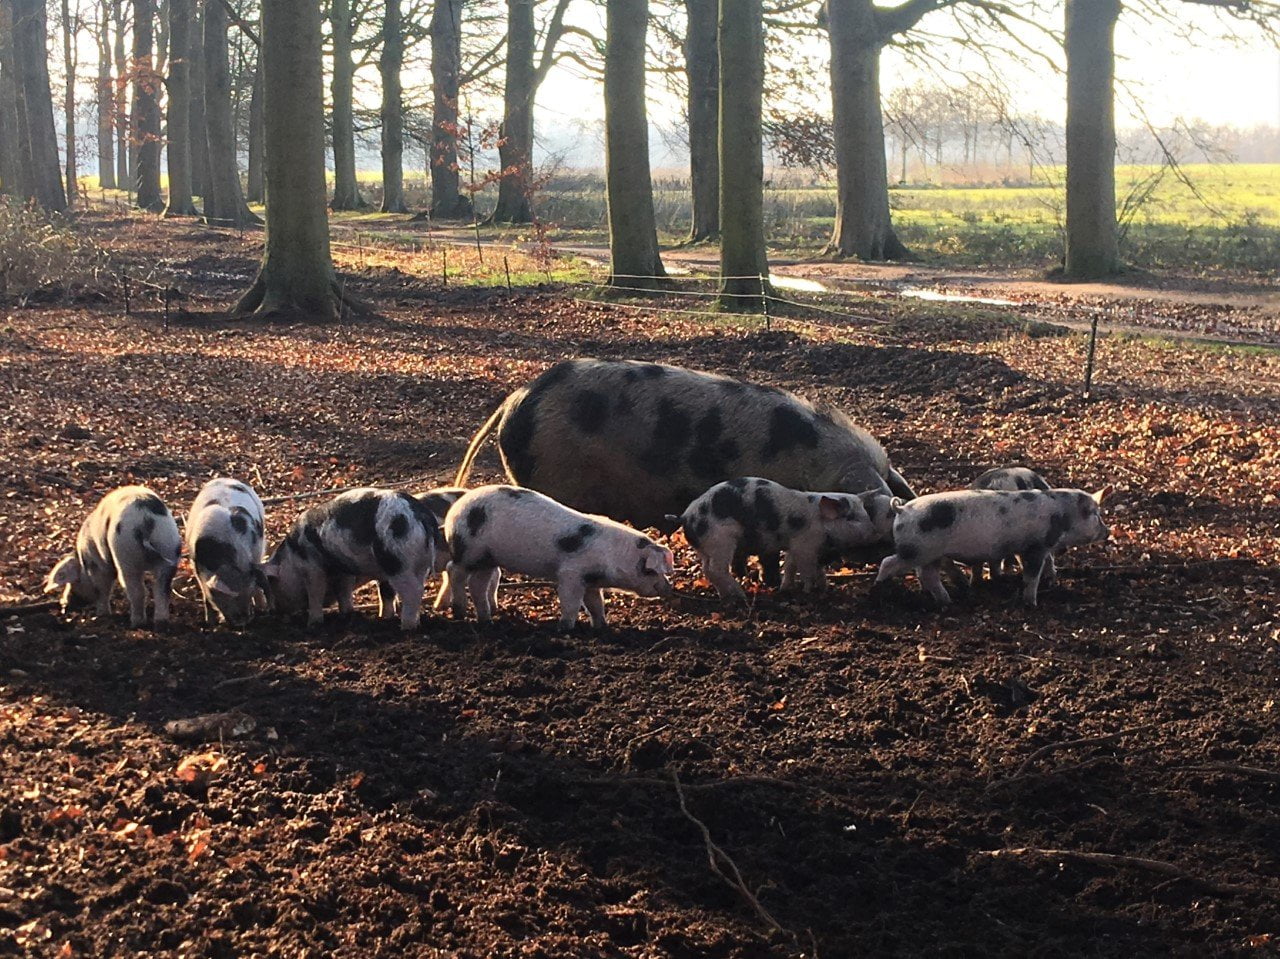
(978, 847, 1257, 897)
(1173, 763, 1280, 783)
(2, 600, 60, 616)
(1003, 722, 1159, 783)
(671, 769, 786, 933)
(212, 668, 276, 691)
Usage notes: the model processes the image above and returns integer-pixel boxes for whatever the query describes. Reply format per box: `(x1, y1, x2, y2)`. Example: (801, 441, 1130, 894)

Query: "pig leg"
(335, 578, 358, 615)
(434, 565, 455, 612)
(583, 587, 608, 629)
(1041, 553, 1058, 587)
(731, 547, 749, 580)
(875, 554, 913, 584)
(759, 552, 781, 590)
(469, 568, 500, 622)
(703, 547, 747, 605)
(91, 567, 115, 616)
(485, 568, 501, 614)
(555, 572, 587, 631)
(1019, 548, 1049, 606)
(121, 572, 149, 626)
(152, 563, 176, 625)
(377, 581, 397, 619)
(445, 562, 468, 617)
(304, 567, 328, 627)
(917, 563, 952, 605)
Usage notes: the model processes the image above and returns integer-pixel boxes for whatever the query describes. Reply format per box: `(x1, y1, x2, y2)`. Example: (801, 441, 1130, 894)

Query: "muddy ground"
(1, 214, 1278, 958)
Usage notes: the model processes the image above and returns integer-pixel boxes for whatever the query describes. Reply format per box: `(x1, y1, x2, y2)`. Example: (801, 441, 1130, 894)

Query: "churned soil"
(1, 214, 1278, 958)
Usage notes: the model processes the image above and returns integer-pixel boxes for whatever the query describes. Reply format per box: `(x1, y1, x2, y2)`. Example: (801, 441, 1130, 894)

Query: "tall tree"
(329, 0, 364, 209)
(717, 0, 768, 308)
(94, 0, 115, 187)
(112, 0, 128, 187)
(188, 0, 206, 197)
(428, 0, 471, 219)
(246, 61, 263, 202)
(13, 0, 68, 210)
(61, 0, 80, 206)
(235, 0, 352, 319)
(604, 0, 665, 286)
(683, 0, 718, 241)
(0, 0, 24, 195)
(163, 0, 197, 214)
(379, 0, 407, 212)
(202, 0, 256, 226)
(130, 0, 163, 210)
(1063, 0, 1120, 278)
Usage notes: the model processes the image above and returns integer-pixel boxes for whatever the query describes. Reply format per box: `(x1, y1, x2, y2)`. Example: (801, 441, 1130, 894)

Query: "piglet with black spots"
(187, 478, 268, 625)
(969, 466, 1053, 580)
(377, 486, 468, 614)
(669, 477, 890, 604)
(876, 487, 1111, 606)
(264, 488, 441, 630)
(45, 485, 182, 627)
(440, 484, 674, 630)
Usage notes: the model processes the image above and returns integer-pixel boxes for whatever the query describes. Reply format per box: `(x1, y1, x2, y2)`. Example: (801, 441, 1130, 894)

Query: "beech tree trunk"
(234, 0, 348, 320)
(112, 0, 128, 187)
(605, 0, 665, 286)
(717, 0, 768, 309)
(61, 0, 78, 206)
(163, 0, 197, 214)
(0, 0, 25, 196)
(378, 0, 407, 213)
(428, 0, 470, 219)
(824, 0, 908, 260)
(13, 0, 68, 210)
(490, 0, 534, 224)
(328, 0, 363, 209)
(131, 0, 164, 210)
(246, 60, 263, 203)
(188, 0, 206, 197)
(95, 0, 115, 188)
(683, 0, 718, 242)
(1064, 0, 1121, 278)
(202, 0, 255, 226)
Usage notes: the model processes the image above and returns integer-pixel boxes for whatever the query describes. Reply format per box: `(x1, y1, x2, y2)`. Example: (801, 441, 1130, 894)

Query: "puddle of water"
(770, 275, 827, 293)
(900, 288, 1017, 307)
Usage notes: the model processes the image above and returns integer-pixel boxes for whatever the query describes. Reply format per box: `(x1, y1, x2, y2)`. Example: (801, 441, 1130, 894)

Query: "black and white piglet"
(876, 487, 1110, 606)
(440, 485, 674, 630)
(45, 485, 182, 627)
(377, 486, 468, 614)
(186, 478, 267, 625)
(668, 477, 890, 604)
(264, 488, 441, 630)
(969, 466, 1053, 580)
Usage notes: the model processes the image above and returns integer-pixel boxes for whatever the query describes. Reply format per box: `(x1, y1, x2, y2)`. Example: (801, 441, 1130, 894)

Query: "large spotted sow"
(875, 487, 1111, 606)
(264, 488, 442, 630)
(186, 478, 267, 625)
(669, 477, 892, 604)
(439, 485, 674, 630)
(45, 485, 182, 627)
(453, 358, 914, 531)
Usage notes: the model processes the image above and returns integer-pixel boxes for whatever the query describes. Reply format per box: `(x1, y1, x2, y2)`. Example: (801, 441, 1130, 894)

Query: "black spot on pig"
(998, 504, 1010, 516)
(710, 486, 745, 522)
(138, 495, 168, 516)
(898, 542, 920, 562)
(638, 363, 667, 379)
(1016, 477, 1030, 490)
(787, 514, 807, 531)
(136, 516, 156, 544)
(468, 549, 497, 571)
(688, 408, 741, 480)
(728, 477, 748, 490)
(389, 514, 410, 539)
(229, 481, 252, 495)
(284, 531, 308, 559)
(557, 523, 597, 553)
(466, 505, 488, 535)
(918, 501, 957, 532)
(450, 531, 468, 565)
(372, 535, 403, 576)
(583, 570, 607, 586)
(687, 517, 709, 547)
(762, 406, 820, 460)
(754, 490, 781, 531)
(1018, 491, 1037, 502)
(500, 364, 572, 482)
(329, 493, 380, 546)
(571, 390, 610, 435)
(1044, 511, 1072, 548)
(500, 487, 527, 499)
(194, 536, 236, 573)
(635, 537, 649, 550)
(230, 511, 249, 535)
(640, 399, 692, 475)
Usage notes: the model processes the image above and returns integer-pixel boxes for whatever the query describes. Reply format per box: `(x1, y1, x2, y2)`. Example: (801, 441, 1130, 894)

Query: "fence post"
(760, 274, 770, 332)
(504, 255, 513, 294)
(1083, 313, 1100, 399)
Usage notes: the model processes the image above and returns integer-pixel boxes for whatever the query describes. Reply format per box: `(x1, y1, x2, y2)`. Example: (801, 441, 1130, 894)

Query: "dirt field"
(1, 215, 1278, 958)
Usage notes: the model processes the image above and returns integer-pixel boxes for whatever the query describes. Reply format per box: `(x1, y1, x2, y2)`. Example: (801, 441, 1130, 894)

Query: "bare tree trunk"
(154, 0, 167, 72)
(605, 0, 665, 286)
(428, 0, 470, 219)
(1064, 0, 1120, 278)
(823, 0, 908, 260)
(379, 0, 407, 213)
(245, 59, 262, 203)
(235, 0, 348, 320)
(202, 0, 256, 226)
(328, 0, 363, 209)
(0, 0, 24, 195)
(61, 0, 78, 206)
(131, 0, 163, 210)
(95, 0, 115, 187)
(489, 0, 534, 224)
(163, 0, 196, 214)
(717, 0, 768, 308)
(187, 0, 206, 197)
(13, 0, 68, 210)
(683, 0, 718, 242)
(112, 0, 128, 187)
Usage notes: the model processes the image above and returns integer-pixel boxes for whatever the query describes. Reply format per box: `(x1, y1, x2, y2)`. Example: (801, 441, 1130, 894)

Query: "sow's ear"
(818, 496, 850, 521)
(1091, 485, 1114, 506)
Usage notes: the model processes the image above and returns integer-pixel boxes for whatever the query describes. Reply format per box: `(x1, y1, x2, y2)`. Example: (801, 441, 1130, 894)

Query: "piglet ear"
(661, 547, 675, 574)
(1091, 485, 1114, 506)
(818, 496, 848, 521)
(45, 555, 81, 591)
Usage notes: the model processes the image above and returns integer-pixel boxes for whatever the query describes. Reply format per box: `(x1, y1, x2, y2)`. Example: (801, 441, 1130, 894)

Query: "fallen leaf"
(348, 770, 366, 789)
(46, 805, 85, 825)
(176, 752, 228, 783)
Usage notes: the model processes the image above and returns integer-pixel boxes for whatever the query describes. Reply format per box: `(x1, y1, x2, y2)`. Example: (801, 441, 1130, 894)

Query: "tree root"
(994, 722, 1159, 787)
(978, 847, 1259, 897)
(1, 600, 60, 616)
(1174, 763, 1280, 783)
(232, 275, 374, 322)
